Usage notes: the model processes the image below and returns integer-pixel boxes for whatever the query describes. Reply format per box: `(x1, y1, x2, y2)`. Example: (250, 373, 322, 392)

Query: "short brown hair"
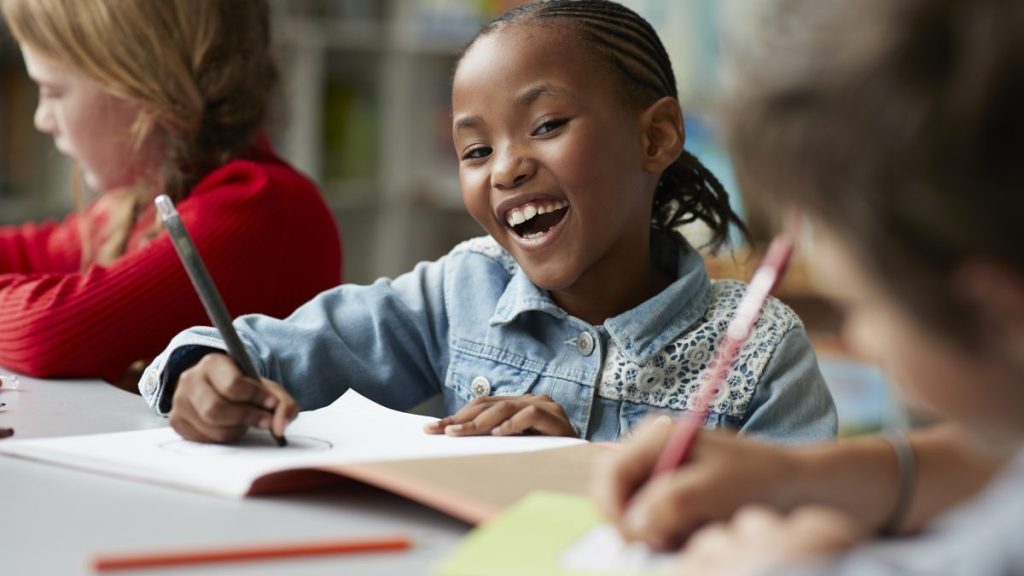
(724, 0, 1024, 344)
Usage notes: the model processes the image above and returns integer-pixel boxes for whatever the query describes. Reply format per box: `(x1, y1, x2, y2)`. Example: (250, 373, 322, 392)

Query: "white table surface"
(0, 370, 469, 575)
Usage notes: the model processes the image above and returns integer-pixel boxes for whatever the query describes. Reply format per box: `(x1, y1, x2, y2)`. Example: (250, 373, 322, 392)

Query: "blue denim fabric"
(141, 237, 836, 442)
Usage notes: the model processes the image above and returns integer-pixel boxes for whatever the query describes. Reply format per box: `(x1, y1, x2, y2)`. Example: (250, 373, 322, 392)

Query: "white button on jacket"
(470, 376, 491, 398)
(576, 331, 595, 356)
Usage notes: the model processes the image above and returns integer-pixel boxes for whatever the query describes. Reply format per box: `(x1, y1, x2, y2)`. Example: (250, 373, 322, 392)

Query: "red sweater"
(0, 146, 341, 382)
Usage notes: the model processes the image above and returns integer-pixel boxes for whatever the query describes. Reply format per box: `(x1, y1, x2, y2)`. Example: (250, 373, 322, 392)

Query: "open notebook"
(0, 390, 607, 524)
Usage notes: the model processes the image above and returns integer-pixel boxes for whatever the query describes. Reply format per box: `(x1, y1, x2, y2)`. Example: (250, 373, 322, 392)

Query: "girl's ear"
(956, 261, 1024, 371)
(639, 96, 685, 174)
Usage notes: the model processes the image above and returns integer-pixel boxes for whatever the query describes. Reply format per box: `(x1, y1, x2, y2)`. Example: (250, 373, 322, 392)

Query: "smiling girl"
(145, 0, 835, 445)
(0, 0, 341, 385)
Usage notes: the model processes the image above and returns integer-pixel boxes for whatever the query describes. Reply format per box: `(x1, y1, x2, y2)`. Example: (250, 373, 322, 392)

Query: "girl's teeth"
(504, 199, 569, 228)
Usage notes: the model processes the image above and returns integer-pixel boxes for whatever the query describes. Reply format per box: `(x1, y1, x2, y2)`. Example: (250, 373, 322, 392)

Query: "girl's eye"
(461, 146, 492, 161)
(532, 118, 568, 136)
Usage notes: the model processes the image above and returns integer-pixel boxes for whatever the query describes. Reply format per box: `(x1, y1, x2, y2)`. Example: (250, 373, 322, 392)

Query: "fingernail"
(445, 424, 463, 435)
(263, 397, 277, 410)
(259, 416, 271, 429)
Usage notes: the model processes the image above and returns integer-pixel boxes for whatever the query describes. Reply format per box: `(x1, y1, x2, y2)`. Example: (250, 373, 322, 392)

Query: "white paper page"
(561, 524, 675, 574)
(0, 389, 584, 497)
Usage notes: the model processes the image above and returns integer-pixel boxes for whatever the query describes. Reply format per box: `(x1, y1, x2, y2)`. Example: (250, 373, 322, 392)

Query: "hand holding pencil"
(156, 195, 297, 445)
(170, 353, 298, 444)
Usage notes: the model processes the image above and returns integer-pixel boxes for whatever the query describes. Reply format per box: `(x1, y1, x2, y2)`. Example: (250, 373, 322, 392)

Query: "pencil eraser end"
(155, 195, 175, 220)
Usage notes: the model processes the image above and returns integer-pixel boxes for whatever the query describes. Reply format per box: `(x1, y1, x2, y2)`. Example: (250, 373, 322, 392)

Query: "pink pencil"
(651, 236, 795, 477)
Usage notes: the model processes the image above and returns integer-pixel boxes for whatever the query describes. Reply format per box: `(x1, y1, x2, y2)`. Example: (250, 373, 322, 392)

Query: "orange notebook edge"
(330, 461, 501, 524)
(245, 443, 612, 526)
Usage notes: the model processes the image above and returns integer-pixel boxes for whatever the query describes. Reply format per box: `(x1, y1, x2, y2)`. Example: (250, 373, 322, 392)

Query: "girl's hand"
(590, 416, 802, 550)
(423, 394, 578, 437)
(168, 353, 298, 443)
(675, 505, 863, 576)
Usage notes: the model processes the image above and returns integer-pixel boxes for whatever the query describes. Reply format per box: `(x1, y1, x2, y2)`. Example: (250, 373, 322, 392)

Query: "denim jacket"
(141, 236, 836, 442)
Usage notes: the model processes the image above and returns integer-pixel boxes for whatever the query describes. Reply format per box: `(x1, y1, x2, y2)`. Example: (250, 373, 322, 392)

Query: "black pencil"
(155, 195, 286, 447)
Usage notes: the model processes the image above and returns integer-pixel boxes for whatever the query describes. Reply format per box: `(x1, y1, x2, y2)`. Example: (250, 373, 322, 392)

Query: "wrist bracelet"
(880, 431, 916, 536)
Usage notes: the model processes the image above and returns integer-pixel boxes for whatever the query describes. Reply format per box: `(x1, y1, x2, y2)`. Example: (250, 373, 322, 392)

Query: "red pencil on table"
(92, 534, 412, 572)
(651, 235, 795, 477)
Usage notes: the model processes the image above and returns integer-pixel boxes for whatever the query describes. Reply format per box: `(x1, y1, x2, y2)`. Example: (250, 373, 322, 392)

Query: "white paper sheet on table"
(0, 389, 585, 498)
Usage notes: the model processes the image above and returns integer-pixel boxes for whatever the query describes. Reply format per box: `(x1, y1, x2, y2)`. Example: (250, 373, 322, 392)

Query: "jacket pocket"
(445, 347, 540, 409)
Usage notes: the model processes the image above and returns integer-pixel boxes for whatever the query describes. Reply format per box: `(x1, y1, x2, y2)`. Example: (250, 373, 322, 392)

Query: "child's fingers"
(198, 422, 252, 444)
(169, 396, 255, 443)
(191, 385, 271, 427)
(424, 400, 499, 434)
(168, 411, 211, 442)
(260, 378, 298, 438)
(731, 505, 784, 536)
(621, 466, 722, 549)
(424, 413, 471, 434)
(174, 357, 285, 443)
(674, 506, 861, 576)
(198, 353, 277, 409)
(179, 361, 269, 427)
(444, 401, 521, 436)
(491, 404, 576, 436)
(674, 520, 734, 575)
(425, 395, 575, 436)
(488, 405, 541, 435)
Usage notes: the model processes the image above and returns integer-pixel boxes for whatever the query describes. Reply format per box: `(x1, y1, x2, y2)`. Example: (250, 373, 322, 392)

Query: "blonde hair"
(1, 0, 276, 265)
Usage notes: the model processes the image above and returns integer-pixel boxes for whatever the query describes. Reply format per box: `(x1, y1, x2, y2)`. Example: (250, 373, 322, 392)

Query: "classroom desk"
(0, 370, 469, 575)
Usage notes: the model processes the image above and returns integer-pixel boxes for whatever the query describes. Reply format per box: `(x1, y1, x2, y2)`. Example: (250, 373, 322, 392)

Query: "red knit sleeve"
(0, 214, 84, 274)
(0, 158, 341, 382)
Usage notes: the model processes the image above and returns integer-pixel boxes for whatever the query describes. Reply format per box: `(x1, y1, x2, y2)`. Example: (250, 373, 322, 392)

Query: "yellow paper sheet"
(435, 492, 673, 576)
